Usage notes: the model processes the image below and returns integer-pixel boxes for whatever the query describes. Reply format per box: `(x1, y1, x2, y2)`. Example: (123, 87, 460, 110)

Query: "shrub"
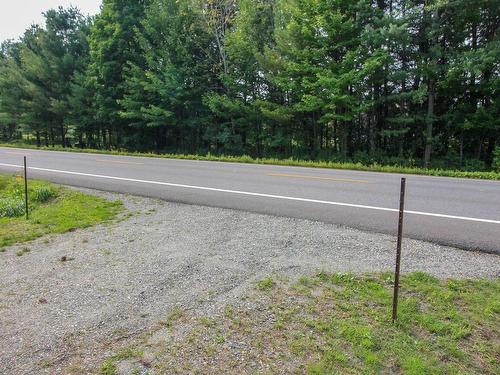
(33, 186, 57, 203)
(0, 198, 25, 218)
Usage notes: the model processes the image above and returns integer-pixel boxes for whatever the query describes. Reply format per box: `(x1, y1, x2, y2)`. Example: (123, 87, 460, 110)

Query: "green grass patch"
(0, 174, 122, 249)
(2, 143, 499, 180)
(126, 272, 500, 374)
(256, 276, 275, 291)
(100, 360, 117, 375)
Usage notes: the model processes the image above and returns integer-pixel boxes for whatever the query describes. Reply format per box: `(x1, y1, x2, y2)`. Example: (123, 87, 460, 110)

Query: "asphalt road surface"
(1, 147, 499, 253)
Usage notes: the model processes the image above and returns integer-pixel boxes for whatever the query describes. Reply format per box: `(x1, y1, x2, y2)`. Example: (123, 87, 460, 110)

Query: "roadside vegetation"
(0, 174, 122, 249)
(1, 1, 499, 177)
(100, 272, 499, 374)
(2, 143, 500, 181)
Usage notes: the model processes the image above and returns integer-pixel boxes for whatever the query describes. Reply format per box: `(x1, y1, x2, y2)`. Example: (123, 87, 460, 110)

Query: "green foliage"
(493, 147, 500, 172)
(0, 174, 122, 249)
(0, 0, 498, 170)
(0, 7, 91, 147)
(0, 174, 59, 218)
(33, 186, 57, 203)
(87, 0, 149, 146)
(100, 360, 117, 375)
(256, 276, 275, 291)
(0, 197, 25, 218)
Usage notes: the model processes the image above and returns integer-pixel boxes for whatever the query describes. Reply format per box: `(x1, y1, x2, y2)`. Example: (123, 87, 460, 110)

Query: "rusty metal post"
(24, 156, 29, 220)
(392, 177, 406, 323)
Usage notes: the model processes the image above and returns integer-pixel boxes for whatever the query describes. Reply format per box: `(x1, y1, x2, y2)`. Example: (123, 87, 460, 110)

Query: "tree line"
(0, 0, 499, 170)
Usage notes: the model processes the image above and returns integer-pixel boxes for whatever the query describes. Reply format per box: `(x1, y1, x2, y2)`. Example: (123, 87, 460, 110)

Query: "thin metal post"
(392, 177, 406, 323)
(24, 156, 29, 220)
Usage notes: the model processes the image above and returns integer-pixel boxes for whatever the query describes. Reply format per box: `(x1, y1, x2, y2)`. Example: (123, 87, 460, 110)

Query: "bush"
(33, 186, 57, 203)
(0, 198, 25, 218)
(493, 147, 500, 172)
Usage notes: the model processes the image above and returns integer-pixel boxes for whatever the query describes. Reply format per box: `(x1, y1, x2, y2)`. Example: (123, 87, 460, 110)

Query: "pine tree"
(87, 0, 149, 148)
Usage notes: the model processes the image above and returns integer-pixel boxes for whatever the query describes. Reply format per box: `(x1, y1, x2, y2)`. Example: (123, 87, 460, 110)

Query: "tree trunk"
(424, 78, 435, 168)
(50, 127, 55, 147)
(341, 122, 348, 159)
(486, 137, 495, 168)
(368, 115, 376, 155)
(60, 123, 66, 147)
(459, 131, 464, 167)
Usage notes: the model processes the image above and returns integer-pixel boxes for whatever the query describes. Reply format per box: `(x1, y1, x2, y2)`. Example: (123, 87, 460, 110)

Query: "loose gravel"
(0, 188, 498, 374)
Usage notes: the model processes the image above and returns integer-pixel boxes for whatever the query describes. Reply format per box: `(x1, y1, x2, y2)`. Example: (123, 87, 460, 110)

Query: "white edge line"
(1, 162, 499, 225)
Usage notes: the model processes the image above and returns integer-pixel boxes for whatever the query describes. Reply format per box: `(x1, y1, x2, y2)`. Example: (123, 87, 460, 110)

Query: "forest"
(0, 0, 499, 171)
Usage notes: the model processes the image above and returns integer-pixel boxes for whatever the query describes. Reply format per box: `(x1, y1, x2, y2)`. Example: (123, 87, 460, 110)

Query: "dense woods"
(0, 0, 499, 170)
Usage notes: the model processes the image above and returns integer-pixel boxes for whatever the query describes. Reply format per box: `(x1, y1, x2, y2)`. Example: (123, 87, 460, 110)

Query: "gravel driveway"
(0, 188, 499, 374)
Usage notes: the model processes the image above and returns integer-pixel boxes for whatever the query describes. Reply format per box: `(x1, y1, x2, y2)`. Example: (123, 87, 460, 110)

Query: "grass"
(2, 143, 499, 180)
(0, 174, 122, 249)
(160, 307, 185, 328)
(256, 276, 275, 291)
(104, 271, 500, 374)
(100, 360, 117, 375)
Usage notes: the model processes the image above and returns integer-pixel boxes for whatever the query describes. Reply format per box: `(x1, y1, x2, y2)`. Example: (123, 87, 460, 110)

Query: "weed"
(0, 197, 25, 218)
(16, 247, 30, 256)
(256, 276, 274, 291)
(100, 360, 117, 375)
(298, 275, 312, 286)
(161, 307, 184, 328)
(223, 305, 234, 319)
(33, 186, 57, 203)
(215, 333, 225, 344)
(111, 346, 143, 361)
(199, 316, 217, 328)
(39, 359, 53, 368)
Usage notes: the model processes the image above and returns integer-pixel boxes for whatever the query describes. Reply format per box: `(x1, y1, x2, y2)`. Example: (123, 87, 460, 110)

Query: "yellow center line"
(95, 159, 144, 166)
(267, 173, 369, 184)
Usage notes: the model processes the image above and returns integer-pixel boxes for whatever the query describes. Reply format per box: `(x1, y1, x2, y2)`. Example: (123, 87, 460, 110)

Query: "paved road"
(1, 147, 499, 253)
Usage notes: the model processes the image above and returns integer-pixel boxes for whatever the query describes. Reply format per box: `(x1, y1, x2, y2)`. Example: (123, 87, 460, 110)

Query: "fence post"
(24, 156, 29, 220)
(392, 177, 406, 323)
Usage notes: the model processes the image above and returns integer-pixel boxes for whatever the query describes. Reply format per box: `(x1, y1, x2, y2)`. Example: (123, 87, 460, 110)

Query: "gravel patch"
(0, 188, 498, 374)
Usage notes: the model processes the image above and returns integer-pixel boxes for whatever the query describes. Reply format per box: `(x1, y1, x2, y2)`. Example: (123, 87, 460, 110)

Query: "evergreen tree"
(87, 0, 149, 147)
(0, 0, 498, 170)
(120, 0, 216, 152)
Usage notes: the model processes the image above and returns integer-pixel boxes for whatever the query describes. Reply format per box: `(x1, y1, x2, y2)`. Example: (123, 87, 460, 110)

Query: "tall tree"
(87, 0, 149, 148)
(2, 8, 90, 147)
(120, 0, 217, 152)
